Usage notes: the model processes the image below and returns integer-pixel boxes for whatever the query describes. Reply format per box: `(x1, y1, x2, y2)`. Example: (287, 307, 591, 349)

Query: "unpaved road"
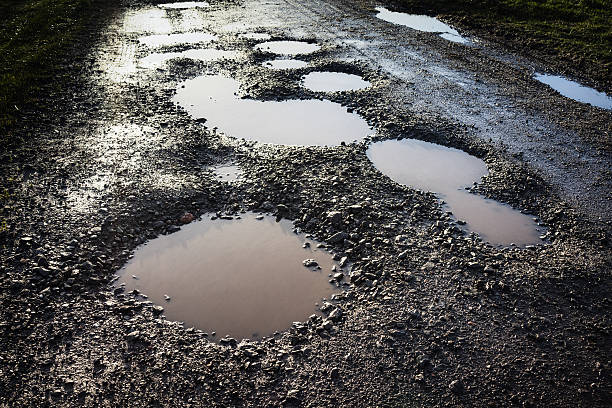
(1, 0, 610, 406)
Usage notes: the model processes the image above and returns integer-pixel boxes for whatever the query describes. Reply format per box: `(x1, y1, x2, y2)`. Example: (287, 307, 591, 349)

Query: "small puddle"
(375, 6, 469, 44)
(158, 1, 209, 8)
(302, 71, 371, 92)
(255, 41, 321, 55)
(534, 73, 612, 110)
(239, 33, 272, 41)
(173, 74, 373, 146)
(262, 59, 309, 70)
(367, 139, 544, 246)
(115, 214, 341, 340)
(212, 164, 243, 182)
(139, 49, 238, 68)
(138, 32, 217, 47)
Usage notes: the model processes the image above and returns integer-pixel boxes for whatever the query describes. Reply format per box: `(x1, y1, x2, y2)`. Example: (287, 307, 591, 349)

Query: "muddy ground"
(0, 0, 610, 406)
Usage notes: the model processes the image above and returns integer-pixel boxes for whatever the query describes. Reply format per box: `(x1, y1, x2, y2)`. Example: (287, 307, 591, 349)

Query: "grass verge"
(383, 0, 611, 92)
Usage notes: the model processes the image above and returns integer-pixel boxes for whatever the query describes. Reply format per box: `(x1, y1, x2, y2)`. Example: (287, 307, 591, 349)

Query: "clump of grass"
(383, 0, 611, 90)
(0, 0, 93, 134)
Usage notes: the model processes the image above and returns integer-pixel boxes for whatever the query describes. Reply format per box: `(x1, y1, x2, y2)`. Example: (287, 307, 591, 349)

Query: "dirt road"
(1, 0, 610, 406)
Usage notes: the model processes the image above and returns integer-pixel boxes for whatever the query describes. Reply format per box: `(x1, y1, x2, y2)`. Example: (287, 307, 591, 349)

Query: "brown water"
(115, 214, 340, 340)
(367, 139, 544, 246)
(173, 74, 373, 146)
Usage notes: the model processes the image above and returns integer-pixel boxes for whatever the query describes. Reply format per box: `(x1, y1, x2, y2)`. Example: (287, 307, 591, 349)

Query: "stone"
(328, 308, 343, 322)
(326, 211, 342, 226)
(449, 379, 465, 394)
(302, 259, 318, 267)
(328, 231, 348, 244)
(180, 212, 195, 224)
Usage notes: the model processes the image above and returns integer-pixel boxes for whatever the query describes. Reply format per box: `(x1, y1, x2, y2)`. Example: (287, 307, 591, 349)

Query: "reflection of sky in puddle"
(212, 164, 243, 182)
(367, 139, 543, 246)
(375, 7, 469, 44)
(158, 1, 209, 9)
(138, 32, 217, 47)
(255, 40, 321, 55)
(116, 214, 340, 340)
(139, 48, 239, 68)
(534, 73, 612, 110)
(302, 71, 371, 92)
(173, 74, 373, 146)
(262, 59, 308, 70)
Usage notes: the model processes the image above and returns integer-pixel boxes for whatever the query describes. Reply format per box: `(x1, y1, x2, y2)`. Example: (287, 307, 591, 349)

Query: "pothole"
(375, 6, 469, 44)
(239, 33, 272, 41)
(173, 74, 373, 146)
(367, 139, 544, 246)
(534, 73, 612, 110)
(262, 59, 309, 70)
(255, 40, 321, 55)
(139, 49, 239, 68)
(115, 214, 342, 340)
(138, 32, 217, 47)
(302, 71, 371, 92)
(158, 1, 209, 9)
(212, 164, 243, 182)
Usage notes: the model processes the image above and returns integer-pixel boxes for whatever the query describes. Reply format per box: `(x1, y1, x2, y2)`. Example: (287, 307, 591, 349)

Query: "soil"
(1, 0, 610, 407)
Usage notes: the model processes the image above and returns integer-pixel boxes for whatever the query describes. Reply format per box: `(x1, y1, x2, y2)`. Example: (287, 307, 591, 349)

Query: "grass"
(0, 0, 94, 135)
(384, 0, 612, 90)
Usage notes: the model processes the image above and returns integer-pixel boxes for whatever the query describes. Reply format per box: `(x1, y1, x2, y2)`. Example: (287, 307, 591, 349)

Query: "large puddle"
(173, 74, 373, 146)
(255, 40, 321, 55)
(139, 49, 239, 68)
(138, 32, 217, 47)
(375, 6, 469, 44)
(367, 139, 544, 246)
(534, 73, 612, 110)
(302, 71, 371, 92)
(262, 59, 309, 70)
(116, 214, 340, 340)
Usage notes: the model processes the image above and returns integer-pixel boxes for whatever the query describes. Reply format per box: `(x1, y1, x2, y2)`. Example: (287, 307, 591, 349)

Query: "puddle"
(534, 73, 612, 110)
(239, 33, 272, 41)
(255, 41, 321, 55)
(375, 6, 469, 44)
(124, 9, 173, 34)
(138, 32, 217, 47)
(262, 59, 309, 70)
(116, 214, 341, 340)
(212, 164, 243, 182)
(158, 1, 209, 8)
(173, 74, 373, 146)
(139, 48, 238, 68)
(367, 139, 543, 246)
(302, 71, 371, 92)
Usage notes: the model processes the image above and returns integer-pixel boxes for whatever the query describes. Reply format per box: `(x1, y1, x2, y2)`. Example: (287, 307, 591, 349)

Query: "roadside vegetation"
(0, 0, 94, 137)
(385, 0, 611, 91)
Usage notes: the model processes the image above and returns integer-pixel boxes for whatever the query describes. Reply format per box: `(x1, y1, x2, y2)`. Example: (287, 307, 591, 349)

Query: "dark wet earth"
(1, 0, 611, 407)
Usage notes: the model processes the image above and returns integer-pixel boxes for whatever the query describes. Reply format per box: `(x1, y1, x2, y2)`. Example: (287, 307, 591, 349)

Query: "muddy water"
(375, 7, 469, 44)
(262, 59, 309, 70)
(116, 214, 340, 340)
(302, 71, 371, 92)
(138, 32, 217, 47)
(255, 40, 321, 55)
(139, 49, 239, 68)
(173, 74, 373, 146)
(158, 1, 209, 9)
(367, 139, 543, 246)
(534, 73, 612, 110)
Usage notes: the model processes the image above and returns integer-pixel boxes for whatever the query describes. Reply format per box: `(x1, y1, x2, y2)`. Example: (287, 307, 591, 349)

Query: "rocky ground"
(0, 0, 610, 406)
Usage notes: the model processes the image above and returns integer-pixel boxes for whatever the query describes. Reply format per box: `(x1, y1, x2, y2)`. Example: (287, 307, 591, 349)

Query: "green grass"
(0, 0, 93, 135)
(384, 0, 611, 89)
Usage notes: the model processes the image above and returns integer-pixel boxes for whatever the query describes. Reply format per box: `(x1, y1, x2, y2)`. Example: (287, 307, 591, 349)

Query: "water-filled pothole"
(212, 164, 243, 182)
(367, 139, 544, 246)
(239, 33, 272, 41)
(173, 74, 373, 146)
(375, 7, 469, 44)
(139, 49, 238, 68)
(255, 41, 321, 55)
(158, 1, 209, 8)
(138, 32, 217, 47)
(302, 71, 371, 92)
(534, 73, 612, 110)
(262, 59, 309, 70)
(115, 214, 341, 340)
